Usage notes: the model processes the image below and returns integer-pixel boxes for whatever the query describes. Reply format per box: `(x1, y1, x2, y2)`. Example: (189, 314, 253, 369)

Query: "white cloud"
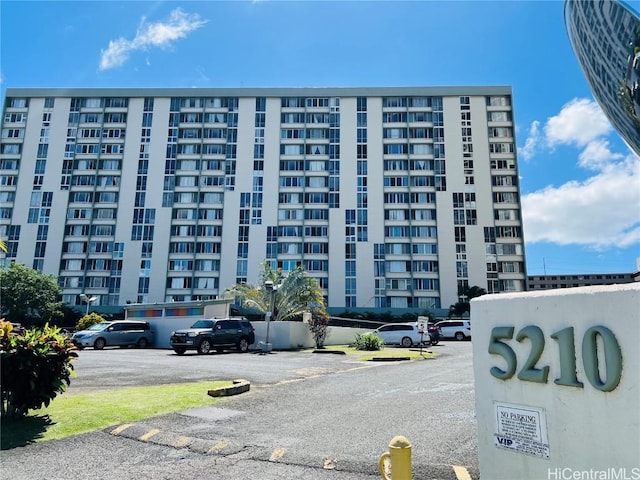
(577, 139, 624, 170)
(519, 120, 540, 161)
(521, 98, 640, 250)
(522, 156, 640, 249)
(99, 8, 206, 71)
(544, 98, 612, 147)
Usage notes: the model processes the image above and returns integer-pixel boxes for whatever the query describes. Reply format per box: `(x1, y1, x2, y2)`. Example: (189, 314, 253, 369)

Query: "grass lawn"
(1, 380, 232, 450)
(313, 345, 436, 362)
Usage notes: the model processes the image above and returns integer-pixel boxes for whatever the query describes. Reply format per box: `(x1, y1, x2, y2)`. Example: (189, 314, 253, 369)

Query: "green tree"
(76, 312, 106, 331)
(0, 263, 63, 327)
(225, 261, 326, 322)
(448, 284, 487, 317)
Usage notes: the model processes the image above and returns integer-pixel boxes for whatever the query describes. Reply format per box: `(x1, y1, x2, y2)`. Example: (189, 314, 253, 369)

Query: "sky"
(1, 0, 639, 276)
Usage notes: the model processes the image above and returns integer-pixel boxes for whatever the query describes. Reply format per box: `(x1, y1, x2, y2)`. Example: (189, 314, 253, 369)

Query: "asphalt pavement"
(1, 343, 479, 480)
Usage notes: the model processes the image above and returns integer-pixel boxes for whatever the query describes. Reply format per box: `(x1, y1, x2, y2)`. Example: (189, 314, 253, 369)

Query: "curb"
(312, 349, 346, 355)
(369, 357, 411, 362)
(207, 379, 250, 397)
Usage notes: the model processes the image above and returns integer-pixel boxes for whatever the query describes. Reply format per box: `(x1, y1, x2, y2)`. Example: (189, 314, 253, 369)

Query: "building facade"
(564, 0, 640, 156)
(0, 87, 526, 311)
(527, 271, 637, 291)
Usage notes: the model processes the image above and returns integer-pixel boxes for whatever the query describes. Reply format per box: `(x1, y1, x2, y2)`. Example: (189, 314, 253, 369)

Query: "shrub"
(352, 332, 384, 351)
(1, 320, 78, 418)
(76, 312, 105, 331)
(308, 312, 330, 348)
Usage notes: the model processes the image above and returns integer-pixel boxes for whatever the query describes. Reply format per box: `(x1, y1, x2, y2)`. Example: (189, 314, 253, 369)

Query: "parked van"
(435, 320, 471, 341)
(71, 321, 154, 350)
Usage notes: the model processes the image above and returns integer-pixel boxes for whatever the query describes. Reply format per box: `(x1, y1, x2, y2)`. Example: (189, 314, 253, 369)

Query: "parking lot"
(3, 342, 479, 480)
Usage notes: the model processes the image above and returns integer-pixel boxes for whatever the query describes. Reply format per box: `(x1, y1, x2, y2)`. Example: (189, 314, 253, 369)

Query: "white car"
(373, 323, 430, 347)
(435, 320, 471, 341)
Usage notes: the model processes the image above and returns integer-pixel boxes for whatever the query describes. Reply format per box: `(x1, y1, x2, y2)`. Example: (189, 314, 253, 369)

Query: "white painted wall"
(252, 321, 369, 350)
(148, 316, 368, 350)
(471, 284, 640, 479)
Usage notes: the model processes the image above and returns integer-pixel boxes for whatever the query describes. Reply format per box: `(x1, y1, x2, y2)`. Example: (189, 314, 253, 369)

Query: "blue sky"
(1, 0, 639, 275)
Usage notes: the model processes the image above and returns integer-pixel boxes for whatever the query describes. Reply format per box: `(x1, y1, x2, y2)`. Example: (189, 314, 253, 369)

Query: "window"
(384, 144, 408, 155)
(487, 96, 510, 107)
(490, 127, 513, 138)
(2, 144, 21, 154)
(493, 192, 518, 203)
(2, 128, 24, 138)
(4, 113, 27, 123)
(488, 111, 511, 122)
(385, 209, 408, 220)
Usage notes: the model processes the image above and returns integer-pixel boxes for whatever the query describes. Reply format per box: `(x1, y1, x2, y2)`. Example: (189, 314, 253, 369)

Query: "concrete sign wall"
(472, 284, 640, 479)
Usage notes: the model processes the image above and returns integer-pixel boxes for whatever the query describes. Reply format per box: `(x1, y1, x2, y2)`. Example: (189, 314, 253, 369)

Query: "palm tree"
(224, 261, 326, 322)
(448, 284, 487, 317)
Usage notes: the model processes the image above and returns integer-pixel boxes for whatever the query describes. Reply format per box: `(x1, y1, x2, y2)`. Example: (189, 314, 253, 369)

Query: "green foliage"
(458, 284, 487, 299)
(449, 284, 487, 317)
(0, 321, 78, 418)
(352, 332, 384, 351)
(225, 261, 327, 322)
(0, 263, 63, 327)
(308, 312, 330, 348)
(76, 312, 105, 331)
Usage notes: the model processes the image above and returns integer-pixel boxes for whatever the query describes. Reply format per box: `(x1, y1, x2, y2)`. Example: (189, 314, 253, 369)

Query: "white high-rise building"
(0, 87, 526, 312)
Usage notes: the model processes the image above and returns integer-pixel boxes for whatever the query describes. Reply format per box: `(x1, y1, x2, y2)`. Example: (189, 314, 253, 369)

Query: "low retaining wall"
(149, 318, 370, 350)
(251, 321, 369, 350)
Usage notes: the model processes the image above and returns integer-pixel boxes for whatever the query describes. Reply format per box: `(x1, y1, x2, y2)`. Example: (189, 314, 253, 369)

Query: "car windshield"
(87, 322, 110, 331)
(191, 320, 215, 329)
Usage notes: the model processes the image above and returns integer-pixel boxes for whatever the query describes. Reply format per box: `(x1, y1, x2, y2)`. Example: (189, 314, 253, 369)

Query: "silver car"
(71, 321, 154, 350)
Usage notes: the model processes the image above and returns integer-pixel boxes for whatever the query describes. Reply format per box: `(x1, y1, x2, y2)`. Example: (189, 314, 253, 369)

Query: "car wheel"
(430, 339, 439, 346)
(137, 337, 149, 348)
(94, 338, 106, 350)
(237, 337, 250, 353)
(401, 336, 413, 347)
(174, 348, 186, 355)
(197, 339, 212, 355)
(455, 332, 466, 341)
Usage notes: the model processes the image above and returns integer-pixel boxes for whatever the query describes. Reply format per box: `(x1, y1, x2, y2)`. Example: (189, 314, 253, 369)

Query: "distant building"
(527, 271, 637, 291)
(0, 87, 527, 312)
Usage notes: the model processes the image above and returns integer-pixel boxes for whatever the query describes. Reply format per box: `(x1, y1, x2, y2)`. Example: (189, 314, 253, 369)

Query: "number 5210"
(488, 325, 622, 392)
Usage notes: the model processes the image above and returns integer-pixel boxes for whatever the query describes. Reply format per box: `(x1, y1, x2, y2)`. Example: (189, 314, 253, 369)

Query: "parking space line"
(269, 447, 287, 461)
(139, 428, 160, 441)
(323, 458, 337, 470)
(453, 465, 472, 480)
(110, 424, 133, 435)
(174, 436, 192, 448)
(208, 440, 228, 454)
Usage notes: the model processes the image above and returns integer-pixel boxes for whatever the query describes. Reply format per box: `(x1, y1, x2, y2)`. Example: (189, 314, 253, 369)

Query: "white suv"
(435, 320, 471, 341)
(373, 323, 430, 347)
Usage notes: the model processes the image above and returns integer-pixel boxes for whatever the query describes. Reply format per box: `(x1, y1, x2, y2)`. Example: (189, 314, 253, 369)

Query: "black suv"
(170, 318, 255, 355)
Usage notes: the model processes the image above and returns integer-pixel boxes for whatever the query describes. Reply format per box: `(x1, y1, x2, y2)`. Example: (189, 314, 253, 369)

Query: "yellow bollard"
(378, 435, 412, 480)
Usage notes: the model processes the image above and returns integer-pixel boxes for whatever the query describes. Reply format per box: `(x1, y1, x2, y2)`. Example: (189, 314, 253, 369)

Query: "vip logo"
(496, 436, 513, 446)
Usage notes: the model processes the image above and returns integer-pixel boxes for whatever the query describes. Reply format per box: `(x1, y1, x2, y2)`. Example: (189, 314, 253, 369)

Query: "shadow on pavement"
(1, 414, 55, 450)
